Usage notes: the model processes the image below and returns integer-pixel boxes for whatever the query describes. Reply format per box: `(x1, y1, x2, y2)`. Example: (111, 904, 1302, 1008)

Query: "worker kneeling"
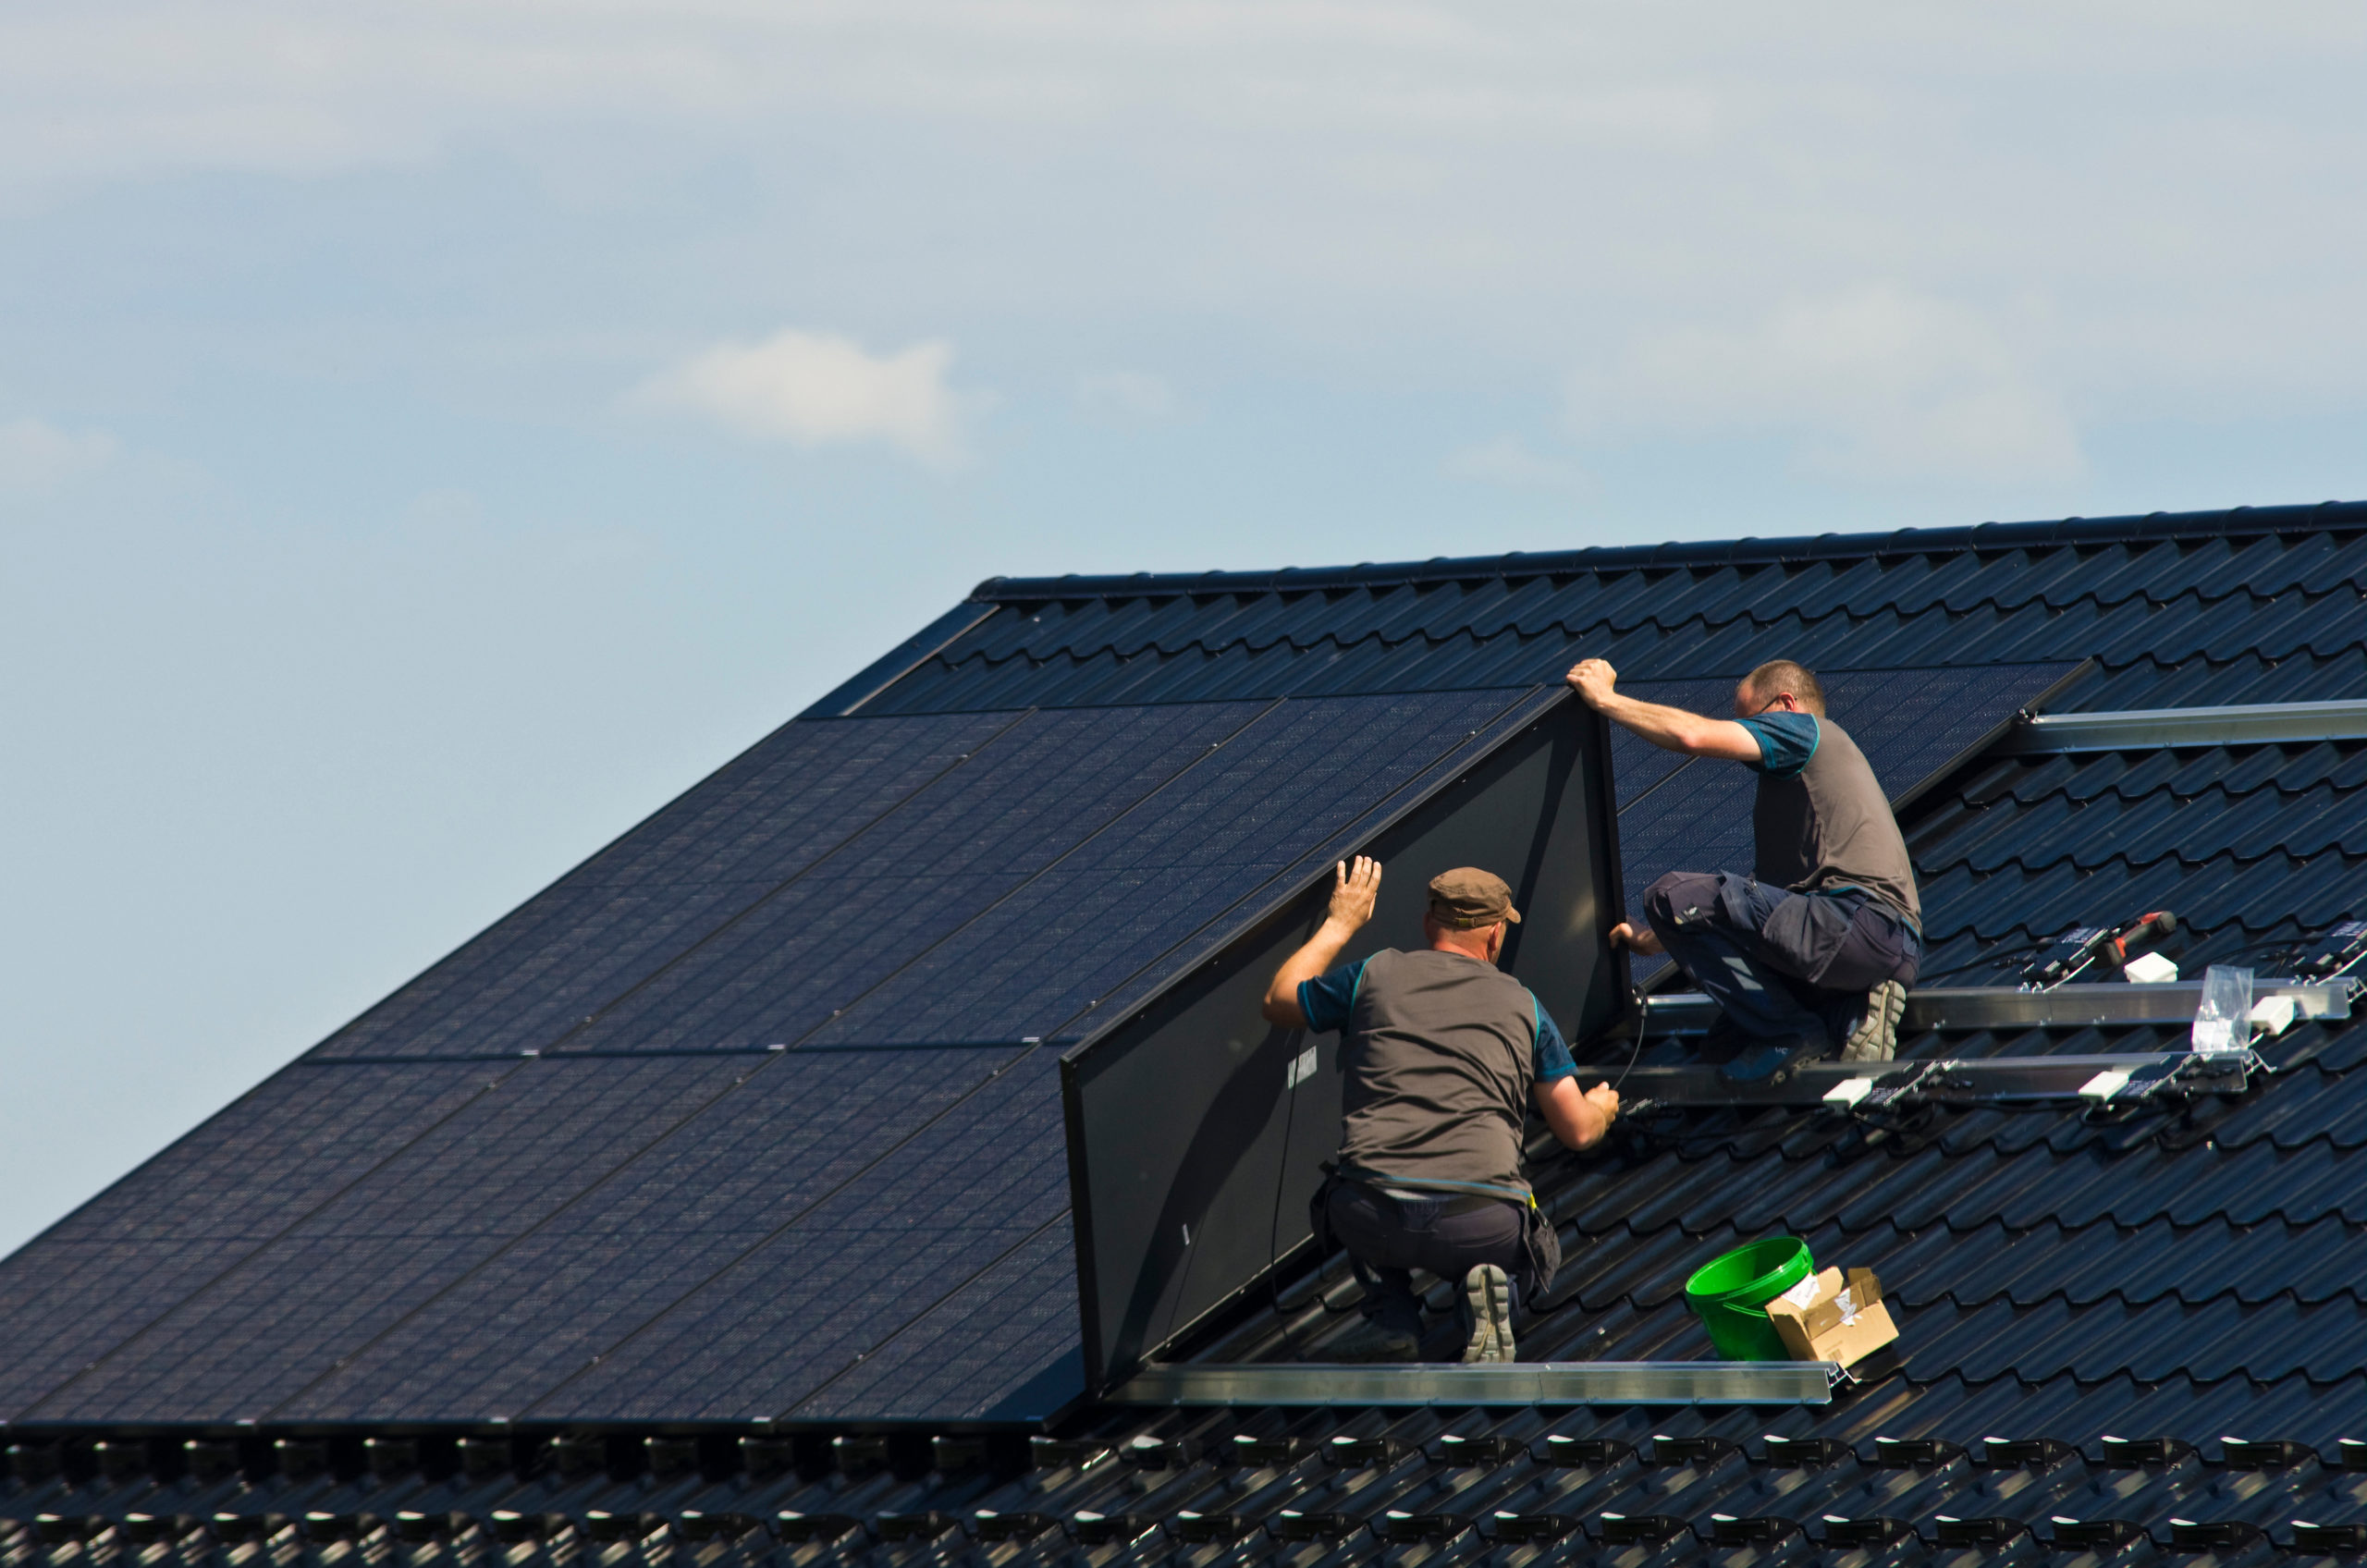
(1263, 861, 1620, 1365)
(1565, 655, 1923, 1083)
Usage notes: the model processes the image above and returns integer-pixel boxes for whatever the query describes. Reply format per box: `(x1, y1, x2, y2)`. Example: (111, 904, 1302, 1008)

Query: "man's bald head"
(1736, 659, 1826, 717)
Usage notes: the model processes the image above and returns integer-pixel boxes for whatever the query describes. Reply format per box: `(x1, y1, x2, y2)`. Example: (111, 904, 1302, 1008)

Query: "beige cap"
(1428, 867, 1521, 929)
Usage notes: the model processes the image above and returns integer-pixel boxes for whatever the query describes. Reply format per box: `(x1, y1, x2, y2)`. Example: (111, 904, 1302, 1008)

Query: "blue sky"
(5, 2, 2367, 1254)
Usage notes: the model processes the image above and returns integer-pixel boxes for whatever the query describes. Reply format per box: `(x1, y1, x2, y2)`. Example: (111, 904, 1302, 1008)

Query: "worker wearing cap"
(1564, 655, 1922, 1082)
(1262, 860, 1621, 1364)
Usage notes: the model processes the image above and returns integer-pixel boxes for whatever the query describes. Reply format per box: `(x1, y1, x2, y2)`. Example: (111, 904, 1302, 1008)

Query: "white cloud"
(0, 419, 117, 493)
(639, 329, 967, 465)
(1075, 370, 1178, 422)
(1445, 435, 1587, 494)
(1568, 286, 2083, 484)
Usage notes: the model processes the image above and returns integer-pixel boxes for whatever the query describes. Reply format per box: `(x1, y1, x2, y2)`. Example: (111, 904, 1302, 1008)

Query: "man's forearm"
(1594, 691, 1730, 755)
(1264, 855, 1381, 1026)
(1535, 1077, 1611, 1149)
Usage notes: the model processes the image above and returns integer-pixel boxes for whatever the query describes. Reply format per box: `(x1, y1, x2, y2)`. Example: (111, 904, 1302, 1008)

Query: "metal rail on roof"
(1604, 979, 2359, 1109)
(1996, 699, 2367, 753)
(1642, 980, 2349, 1035)
(1611, 1050, 2258, 1111)
(1110, 1361, 1840, 1407)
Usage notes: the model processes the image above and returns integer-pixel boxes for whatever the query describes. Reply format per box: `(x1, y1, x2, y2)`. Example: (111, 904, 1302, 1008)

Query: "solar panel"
(23, 1057, 753, 1424)
(312, 711, 1020, 1060)
(553, 702, 1272, 1053)
(0, 1060, 501, 1418)
(522, 1049, 1073, 1422)
(788, 1221, 1082, 1421)
(805, 688, 1545, 1048)
(272, 1047, 1029, 1422)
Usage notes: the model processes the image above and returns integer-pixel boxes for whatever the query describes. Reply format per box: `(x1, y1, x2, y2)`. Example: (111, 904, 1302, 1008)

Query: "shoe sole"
(1841, 981, 1907, 1063)
(1461, 1266, 1515, 1364)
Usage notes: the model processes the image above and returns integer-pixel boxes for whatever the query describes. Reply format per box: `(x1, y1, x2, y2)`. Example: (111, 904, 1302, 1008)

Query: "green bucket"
(1684, 1237, 1814, 1361)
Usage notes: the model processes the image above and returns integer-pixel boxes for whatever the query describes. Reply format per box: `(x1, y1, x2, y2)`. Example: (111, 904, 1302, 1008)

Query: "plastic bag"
(2190, 965, 2255, 1054)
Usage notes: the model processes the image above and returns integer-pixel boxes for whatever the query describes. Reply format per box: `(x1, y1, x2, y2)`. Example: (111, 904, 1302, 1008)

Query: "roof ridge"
(970, 500, 2367, 602)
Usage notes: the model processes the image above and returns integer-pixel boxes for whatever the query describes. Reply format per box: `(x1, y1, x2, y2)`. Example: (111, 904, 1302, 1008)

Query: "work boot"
(1840, 981, 1907, 1062)
(1323, 1316, 1418, 1364)
(1697, 1013, 1751, 1066)
(1459, 1265, 1515, 1364)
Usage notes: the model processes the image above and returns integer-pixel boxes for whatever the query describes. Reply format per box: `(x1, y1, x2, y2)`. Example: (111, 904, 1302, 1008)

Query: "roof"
(4, 499, 2364, 1560)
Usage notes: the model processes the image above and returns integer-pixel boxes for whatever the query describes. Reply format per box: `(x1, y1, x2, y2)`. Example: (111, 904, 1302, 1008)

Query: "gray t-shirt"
(1297, 948, 1576, 1194)
(1739, 712, 1920, 922)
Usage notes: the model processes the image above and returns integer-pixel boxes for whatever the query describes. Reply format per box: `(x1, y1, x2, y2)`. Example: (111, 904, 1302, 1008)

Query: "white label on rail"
(2079, 1070, 2131, 1100)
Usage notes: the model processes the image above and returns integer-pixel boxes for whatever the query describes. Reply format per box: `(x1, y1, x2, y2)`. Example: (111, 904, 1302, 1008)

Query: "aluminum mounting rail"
(1640, 980, 2350, 1035)
(1110, 1361, 1840, 1407)
(1995, 699, 2367, 753)
(1609, 1049, 2259, 1110)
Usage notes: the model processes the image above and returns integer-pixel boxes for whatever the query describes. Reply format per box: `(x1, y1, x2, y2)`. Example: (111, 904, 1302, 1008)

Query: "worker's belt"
(1312, 1164, 1564, 1301)
(1337, 1168, 1536, 1213)
(1817, 882, 1923, 938)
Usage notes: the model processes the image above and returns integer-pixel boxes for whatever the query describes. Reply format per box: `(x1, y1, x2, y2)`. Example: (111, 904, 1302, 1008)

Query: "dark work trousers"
(1642, 871, 1922, 1047)
(1326, 1181, 1528, 1340)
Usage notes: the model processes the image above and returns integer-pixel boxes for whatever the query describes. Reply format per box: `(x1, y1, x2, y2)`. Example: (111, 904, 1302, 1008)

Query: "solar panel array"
(0, 688, 1551, 1426)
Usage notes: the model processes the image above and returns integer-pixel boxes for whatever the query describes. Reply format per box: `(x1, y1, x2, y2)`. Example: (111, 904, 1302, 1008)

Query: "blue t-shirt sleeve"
(1530, 997, 1576, 1082)
(1737, 711, 1820, 779)
(1296, 958, 1367, 1035)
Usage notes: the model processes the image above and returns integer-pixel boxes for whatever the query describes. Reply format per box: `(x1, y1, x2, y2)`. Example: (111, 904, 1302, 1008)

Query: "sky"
(6, 1, 2367, 1256)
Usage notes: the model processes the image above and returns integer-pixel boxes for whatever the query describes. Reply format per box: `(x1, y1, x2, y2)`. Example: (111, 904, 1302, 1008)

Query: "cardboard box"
(1764, 1266, 1898, 1368)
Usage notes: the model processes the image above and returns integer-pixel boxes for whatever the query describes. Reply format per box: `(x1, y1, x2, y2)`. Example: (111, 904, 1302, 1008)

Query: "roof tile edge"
(968, 499, 2367, 603)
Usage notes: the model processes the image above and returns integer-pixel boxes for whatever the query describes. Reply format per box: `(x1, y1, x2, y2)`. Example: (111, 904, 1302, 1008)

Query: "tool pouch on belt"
(1519, 1202, 1563, 1298)
(1307, 1163, 1343, 1256)
(1756, 887, 1861, 986)
(1740, 878, 1916, 991)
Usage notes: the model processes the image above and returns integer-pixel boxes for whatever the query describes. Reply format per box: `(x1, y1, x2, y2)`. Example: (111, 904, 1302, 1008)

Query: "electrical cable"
(1262, 1030, 1310, 1344)
(1910, 937, 2054, 986)
(1606, 998, 1648, 1095)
